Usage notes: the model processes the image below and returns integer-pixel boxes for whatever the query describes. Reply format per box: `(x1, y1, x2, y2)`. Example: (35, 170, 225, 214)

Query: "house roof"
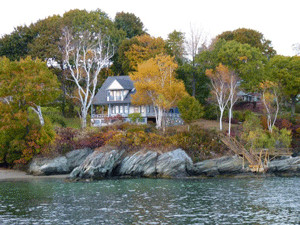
(92, 76, 135, 105)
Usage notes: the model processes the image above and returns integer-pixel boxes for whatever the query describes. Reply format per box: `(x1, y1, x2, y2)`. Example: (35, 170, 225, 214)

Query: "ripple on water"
(0, 178, 300, 224)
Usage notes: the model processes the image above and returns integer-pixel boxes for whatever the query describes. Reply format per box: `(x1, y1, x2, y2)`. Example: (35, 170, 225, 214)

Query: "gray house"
(91, 76, 181, 127)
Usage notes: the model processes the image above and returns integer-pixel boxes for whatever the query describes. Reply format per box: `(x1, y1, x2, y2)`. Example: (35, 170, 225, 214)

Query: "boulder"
(192, 158, 219, 177)
(156, 149, 193, 178)
(117, 151, 158, 177)
(66, 148, 94, 171)
(69, 149, 124, 180)
(268, 157, 300, 175)
(28, 156, 69, 175)
(192, 156, 244, 177)
(28, 148, 93, 176)
(217, 156, 244, 174)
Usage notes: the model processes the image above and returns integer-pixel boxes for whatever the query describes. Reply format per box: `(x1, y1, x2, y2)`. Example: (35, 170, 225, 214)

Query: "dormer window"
(107, 90, 125, 101)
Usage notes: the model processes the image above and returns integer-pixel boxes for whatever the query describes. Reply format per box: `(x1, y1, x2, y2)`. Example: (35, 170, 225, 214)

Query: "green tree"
(0, 56, 61, 125)
(266, 55, 300, 115)
(217, 28, 276, 59)
(176, 63, 210, 105)
(197, 39, 267, 91)
(177, 95, 204, 131)
(0, 25, 35, 61)
(114, 11, 146, 39)
(0, 57, 59, 165)
(166, 30, 186, 65)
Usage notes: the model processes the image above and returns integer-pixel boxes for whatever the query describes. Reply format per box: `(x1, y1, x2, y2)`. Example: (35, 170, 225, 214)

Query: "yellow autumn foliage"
(130, 54, 187, 110)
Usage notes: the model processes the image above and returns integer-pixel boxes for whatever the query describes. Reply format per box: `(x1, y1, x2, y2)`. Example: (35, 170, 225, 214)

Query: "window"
(120, 105, 123, 114)
(124, 106, 128, 114)
(115, 105, 119, 114)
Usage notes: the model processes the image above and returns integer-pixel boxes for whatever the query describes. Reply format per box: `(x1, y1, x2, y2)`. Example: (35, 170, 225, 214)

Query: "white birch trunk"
(156, 107, 163, 129)
(228, 106, 232, 136)
(219, 108, 224, 131)
(30, 105, 44, 126)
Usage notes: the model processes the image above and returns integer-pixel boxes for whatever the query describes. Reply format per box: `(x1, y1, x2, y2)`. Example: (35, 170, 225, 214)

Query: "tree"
(0, 25, 35, 61)
(266, 55, 300, 115)
(217, 28, 276, 59)
(130, 54, 187, 129)
(114, 11, 146, 39)
(185, 23, 208, 96)
(63, 29, 114, 129)
(216, 40, 267, 90)
(175, 63, 210, 105)
(0, 57, 59, 165)
(260, 81, 279, 133)
(123, 34, 166, 73)
(206, 63, 231, 131)
(0, 56, 61, 125)
(177, 95, 204, 131)
(166, 30, 186, 65)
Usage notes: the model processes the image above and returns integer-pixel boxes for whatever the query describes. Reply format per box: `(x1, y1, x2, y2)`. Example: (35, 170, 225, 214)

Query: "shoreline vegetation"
(3, 117, 300, 181)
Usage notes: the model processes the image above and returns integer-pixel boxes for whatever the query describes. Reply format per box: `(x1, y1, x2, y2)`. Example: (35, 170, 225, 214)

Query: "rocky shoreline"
(27, 148, 300, 180)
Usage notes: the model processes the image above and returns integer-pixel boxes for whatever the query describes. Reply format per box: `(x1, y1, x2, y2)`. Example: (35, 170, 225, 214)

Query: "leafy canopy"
(217, 28, 276, 59)
(130, 54, 187, 110)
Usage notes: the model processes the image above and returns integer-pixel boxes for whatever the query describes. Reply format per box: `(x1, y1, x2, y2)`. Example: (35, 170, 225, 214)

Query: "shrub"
(173, 125, 228, 162)
(128, 113, 143, 123)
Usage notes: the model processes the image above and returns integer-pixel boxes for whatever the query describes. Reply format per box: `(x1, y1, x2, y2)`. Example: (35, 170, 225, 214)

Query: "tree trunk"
(156, 107, 163, 129)
(31, 105, 44, 126)
(219, 109, 224, 131)
(81, 108, 88, 129)
(228, 107, 232, 136)
(291, 95, 297, 116)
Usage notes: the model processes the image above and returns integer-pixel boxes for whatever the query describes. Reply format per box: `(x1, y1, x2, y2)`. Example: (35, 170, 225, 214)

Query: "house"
(91, 76, 181, 127)
(237, 91, 261, 102)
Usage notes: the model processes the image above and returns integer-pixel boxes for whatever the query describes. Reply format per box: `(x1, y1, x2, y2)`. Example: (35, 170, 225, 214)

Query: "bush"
(173, 125, 228, 162)
(107, 130, 175, 153)
(203, 104, 218, 120)
(233, 110, 253, 122)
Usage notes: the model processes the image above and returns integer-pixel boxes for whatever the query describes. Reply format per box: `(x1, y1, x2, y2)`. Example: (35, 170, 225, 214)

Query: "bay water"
(1, 177, 300, 224)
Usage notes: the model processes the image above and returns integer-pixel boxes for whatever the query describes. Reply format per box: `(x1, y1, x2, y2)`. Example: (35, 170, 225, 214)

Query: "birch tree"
(227, 71, 239, 136)
(206, 64, 231, 131)
(63, 28, 114, 129)
(260, 81, 279, 133)
(130, 54, 186, 129)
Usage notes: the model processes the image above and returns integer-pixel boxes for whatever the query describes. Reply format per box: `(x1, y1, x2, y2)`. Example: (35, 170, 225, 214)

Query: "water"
(0, 177, 300, 225)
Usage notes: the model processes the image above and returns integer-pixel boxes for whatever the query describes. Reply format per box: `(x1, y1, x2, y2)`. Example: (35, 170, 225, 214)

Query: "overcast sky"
(0, 0, 299, 56)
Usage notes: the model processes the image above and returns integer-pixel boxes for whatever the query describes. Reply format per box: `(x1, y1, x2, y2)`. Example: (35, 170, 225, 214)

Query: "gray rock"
(66, 148, 94, 171)
(40, 156, 69, 175)
(156, 149, 193, 178)
(217, 156, 244, 174)
(192, 156, 244, 177)
(69, 149, 124, 180)
(117, 151, 158, 177)
(269, 157, 300, 173)
(28, 158, 54, 175)
(28, 148, 94, 176)
(192, 158, 219, 177)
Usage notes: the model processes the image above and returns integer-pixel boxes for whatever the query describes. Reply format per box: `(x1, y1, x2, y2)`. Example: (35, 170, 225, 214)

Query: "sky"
(0, 0, 299, 56)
